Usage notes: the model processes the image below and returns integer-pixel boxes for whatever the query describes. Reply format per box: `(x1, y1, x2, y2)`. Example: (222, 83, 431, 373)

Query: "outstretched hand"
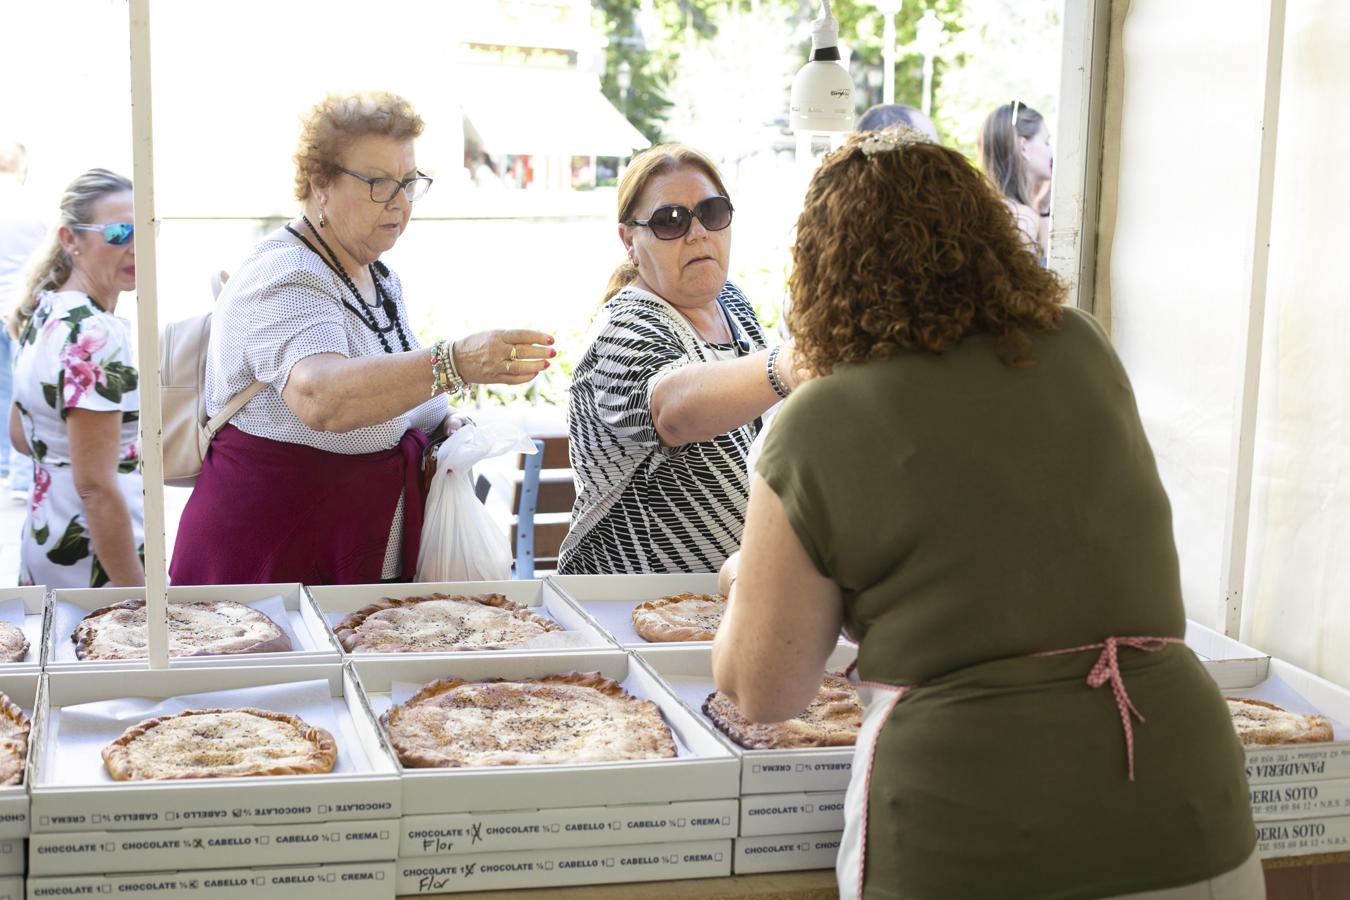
(452, 329, 555, 385)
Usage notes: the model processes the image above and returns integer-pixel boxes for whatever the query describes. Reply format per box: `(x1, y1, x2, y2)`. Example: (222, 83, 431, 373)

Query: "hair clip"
(858, 126, 931, 158)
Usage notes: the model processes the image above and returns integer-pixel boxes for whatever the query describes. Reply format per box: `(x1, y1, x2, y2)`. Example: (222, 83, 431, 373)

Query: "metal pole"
(921, 52, 933, 115)
(1218, 0, 1286, 638)
(128, 0, 169, 669)
(882, 11, 896, 105)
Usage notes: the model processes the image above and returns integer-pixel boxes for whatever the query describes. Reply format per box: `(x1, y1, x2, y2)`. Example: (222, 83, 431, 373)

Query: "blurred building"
(454, 0, 647, 192)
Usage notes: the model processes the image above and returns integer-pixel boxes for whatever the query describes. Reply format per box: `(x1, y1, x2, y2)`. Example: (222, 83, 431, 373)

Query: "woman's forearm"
(651, 350, 781, 447)
(79, 484, 144, 586)
(283, 348, 437, 433)
(283, 329, 553, 434)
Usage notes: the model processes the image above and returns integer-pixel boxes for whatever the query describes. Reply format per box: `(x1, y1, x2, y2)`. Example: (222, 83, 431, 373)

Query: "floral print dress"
(12, 291, 143, 587)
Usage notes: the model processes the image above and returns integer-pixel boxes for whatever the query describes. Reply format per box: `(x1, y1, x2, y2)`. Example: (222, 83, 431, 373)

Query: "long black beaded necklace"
(285, 216, 411, 353)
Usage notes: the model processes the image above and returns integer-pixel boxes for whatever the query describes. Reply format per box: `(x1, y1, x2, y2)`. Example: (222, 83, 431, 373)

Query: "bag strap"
(204, 380, 266, 439)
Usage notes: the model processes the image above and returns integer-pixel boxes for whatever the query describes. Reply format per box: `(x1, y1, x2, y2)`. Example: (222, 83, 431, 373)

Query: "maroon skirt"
(170, 424, 429, 586)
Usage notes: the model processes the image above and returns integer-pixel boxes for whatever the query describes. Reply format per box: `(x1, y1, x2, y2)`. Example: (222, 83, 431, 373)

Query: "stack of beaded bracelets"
(766, 345, 791, 400)
(430, 339, 469, 398)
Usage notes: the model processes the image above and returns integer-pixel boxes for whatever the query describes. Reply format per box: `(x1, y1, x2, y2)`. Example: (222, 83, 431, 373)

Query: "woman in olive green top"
(712, 129, 1260, 900)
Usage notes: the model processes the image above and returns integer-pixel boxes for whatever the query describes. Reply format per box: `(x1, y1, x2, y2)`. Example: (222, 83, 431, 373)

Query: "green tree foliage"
(808, 0, 964, 118)
(595, 1, 967, 144)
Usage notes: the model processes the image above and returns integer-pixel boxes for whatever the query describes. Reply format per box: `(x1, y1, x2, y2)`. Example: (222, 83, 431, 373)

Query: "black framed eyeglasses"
(337, 166, 433, 203)
(629, 195, 734, 240)
(69, 222, 134, 245)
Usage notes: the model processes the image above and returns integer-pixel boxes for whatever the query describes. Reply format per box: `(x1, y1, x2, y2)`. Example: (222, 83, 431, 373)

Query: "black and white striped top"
(559, 283, 767, 575)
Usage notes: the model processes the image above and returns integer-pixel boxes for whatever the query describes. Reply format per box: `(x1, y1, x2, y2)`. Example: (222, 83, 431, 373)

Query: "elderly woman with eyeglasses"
(559, 143, 800, 575)
(6, 169, 144, 588)
(170, 92, 554, 586)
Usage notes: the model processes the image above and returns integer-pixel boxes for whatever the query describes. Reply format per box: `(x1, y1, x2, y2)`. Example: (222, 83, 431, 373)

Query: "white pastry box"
(27, 817, 399, 876)
(739, 790, 848, 837)
(0, 840, 18, 876)
(46, 583, 341, 670)
(307, 579, 615, 658)
(733, 830, 842, 874)
(349, 650, 740, 826)
(636, 643, 859, 794)
(27, 860, 395, 899)
(0, 585, 45, 671)
(30, 664, 401, 834)
(1255, 814, 1350, 858)
(397, 839, 731, 894)
(400, 798, 737, 857)
(1186, 619, 1269, 690)
(1205, 657, 1350, 788)
(0, 672, 36, 840)
(546, 573, 722, 648)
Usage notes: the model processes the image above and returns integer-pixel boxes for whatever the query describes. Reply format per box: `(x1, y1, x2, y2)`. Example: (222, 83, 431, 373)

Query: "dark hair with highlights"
(293, 92, 424, 201)
(977, 101, 1044, 208)
(788, 130, 1065, 377)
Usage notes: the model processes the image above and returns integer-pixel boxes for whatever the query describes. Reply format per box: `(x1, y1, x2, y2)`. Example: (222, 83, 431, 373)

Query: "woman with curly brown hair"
(712, 130, 1260, 899)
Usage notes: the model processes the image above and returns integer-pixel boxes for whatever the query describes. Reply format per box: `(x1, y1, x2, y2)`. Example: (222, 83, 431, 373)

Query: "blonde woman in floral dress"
(6, 169, 143, 587)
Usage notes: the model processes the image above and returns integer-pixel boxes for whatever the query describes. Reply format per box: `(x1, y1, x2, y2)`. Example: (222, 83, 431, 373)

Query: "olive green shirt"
(758, 309, 1254, 899)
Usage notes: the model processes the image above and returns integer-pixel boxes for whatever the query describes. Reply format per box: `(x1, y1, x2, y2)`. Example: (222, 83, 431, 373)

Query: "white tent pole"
(128, 0, 169, 669)
(1218, 0, 1286, 639)
(1048, 0, 1111, 312)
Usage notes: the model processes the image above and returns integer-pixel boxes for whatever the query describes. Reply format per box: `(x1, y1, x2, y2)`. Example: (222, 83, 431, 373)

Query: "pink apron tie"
(1034, 636, 1184, 781)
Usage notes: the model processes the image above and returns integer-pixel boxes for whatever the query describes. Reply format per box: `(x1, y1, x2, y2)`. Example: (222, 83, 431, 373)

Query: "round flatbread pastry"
(102, 707, 337, 781)
(0, 691, 31, 786)
(0, 621, 29, 663)
(1226, 696, 1334, 746)
(73, 599, 292, 660)
(382, 672, 677, 768)
(334, 593, 561, 653)
(631, 593, 726, 643)
(704, 672, 862, 750)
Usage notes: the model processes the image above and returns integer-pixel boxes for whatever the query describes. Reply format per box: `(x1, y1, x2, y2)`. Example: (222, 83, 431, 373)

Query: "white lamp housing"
(790, 2, 854, 133)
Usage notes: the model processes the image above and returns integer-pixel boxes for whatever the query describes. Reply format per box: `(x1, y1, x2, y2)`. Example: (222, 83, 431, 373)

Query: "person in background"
(855, 103, 939, 142)
(560, 143, 801, 575)
(978, 100, 1053, 263)
(8, 169, 143, 588)
(171, 92, 553, 586)
(0, 140, 47, 507)
(713, 129, 1259, 899)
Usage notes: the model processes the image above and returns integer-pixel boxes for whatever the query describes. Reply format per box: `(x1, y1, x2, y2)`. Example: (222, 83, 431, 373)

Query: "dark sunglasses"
(630, 195, 734, 240)
(70, 222, 134, 245)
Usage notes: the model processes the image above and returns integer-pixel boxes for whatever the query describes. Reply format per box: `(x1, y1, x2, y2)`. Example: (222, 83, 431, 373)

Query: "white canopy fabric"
(459, 66, 648, 157)
(1101, 0, 1350, 687)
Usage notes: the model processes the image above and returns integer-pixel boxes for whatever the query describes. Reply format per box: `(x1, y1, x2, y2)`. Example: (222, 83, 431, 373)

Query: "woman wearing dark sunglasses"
(560, 143, 801, 576)
(170, 92, 553, 586)
(6, 168, 144, 588)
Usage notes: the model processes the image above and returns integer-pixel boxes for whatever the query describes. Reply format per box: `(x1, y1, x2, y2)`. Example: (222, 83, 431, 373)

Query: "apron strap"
(1034, 636, 1185, 781)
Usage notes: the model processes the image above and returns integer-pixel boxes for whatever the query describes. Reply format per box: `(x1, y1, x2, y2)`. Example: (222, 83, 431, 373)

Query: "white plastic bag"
(416, 420, 539, 582)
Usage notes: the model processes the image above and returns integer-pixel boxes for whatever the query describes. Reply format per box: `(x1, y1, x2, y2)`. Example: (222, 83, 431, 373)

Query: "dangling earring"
(318, 207, 326, 228)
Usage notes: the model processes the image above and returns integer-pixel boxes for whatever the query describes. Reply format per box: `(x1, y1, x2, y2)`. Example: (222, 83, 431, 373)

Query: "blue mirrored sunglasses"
(70, 222, 134, 245)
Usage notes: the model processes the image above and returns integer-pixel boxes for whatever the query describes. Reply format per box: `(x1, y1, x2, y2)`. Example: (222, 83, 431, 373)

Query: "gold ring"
(509, 345, 519, 361)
